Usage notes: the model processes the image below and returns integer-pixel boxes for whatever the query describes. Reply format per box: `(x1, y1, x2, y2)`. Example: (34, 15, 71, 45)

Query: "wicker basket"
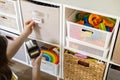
(64, 52, 106, 80)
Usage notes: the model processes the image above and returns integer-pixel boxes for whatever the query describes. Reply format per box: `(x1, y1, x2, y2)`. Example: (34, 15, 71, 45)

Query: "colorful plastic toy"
(88, 14, 103, 29)
(42, 49, 59, 64)
(75, 12, 116, 32)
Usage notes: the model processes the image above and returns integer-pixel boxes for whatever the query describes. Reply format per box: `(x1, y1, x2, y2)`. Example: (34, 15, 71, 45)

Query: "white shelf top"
(40, 0, 120, 18)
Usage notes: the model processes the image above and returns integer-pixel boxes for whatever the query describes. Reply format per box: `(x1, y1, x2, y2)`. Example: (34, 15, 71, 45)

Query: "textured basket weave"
(64, 52, 106, 80)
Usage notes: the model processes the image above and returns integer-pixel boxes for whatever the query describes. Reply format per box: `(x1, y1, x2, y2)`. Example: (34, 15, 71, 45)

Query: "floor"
(9, 60, 60, 80)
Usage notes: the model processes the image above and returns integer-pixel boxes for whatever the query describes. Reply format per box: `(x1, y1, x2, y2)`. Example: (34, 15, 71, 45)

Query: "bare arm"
(32, 52, 42, 80)
(7, 20, 35, 60)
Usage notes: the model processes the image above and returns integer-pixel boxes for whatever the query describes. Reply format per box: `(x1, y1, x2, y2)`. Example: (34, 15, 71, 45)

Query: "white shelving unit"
(0, 0, 22, 34)
(18, 0, 62, 78)
(62, 2, 120, 80)
(0, 0, 120, 80)
(62, 4, 120, 79)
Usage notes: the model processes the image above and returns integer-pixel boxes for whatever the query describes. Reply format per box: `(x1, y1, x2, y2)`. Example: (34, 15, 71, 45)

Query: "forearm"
(6, 20, 35, 60)
(32, 66, 41, 80)
(7, 32, 29, 60)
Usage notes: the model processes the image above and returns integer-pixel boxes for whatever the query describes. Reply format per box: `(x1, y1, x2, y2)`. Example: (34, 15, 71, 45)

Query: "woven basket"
(64, 52, 106, 80)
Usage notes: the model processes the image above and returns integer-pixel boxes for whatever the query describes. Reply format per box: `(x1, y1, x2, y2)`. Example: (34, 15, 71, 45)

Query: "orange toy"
(88, 14, 103, 29)
(103, 17, 114, 27)
(76, 20, 84, 25)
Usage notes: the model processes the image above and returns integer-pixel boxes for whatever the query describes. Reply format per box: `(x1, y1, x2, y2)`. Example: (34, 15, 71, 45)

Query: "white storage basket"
(0, 0, 16, 15)
(66, 11, 118, 49)
(66, 38, 109, 58)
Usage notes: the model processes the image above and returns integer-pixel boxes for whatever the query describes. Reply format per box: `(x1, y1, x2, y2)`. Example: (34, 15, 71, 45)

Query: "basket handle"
(78, 60, 89, 67)
(6, 36, 14, 40)
(1, 16, 7, 19)
(82, 29, 93, 34)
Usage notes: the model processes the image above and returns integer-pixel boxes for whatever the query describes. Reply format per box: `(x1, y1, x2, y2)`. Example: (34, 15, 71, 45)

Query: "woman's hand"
(7, 20, 35, 60)
(32, 52, 43, 68)
(22, 20, 35, 36)
(31, 52, 43, 80)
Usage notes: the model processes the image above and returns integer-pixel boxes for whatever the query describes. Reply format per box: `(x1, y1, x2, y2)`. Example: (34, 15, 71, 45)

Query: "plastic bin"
(66, 38, 109, 58)
(66, 11, 118, 49)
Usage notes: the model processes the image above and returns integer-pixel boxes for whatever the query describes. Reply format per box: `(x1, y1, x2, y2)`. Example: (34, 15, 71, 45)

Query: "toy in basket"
(64, 50, 106, 80)
(40, 46, 59, 75)
(75, 12, 116, 32)
(66, 11, 118, 49)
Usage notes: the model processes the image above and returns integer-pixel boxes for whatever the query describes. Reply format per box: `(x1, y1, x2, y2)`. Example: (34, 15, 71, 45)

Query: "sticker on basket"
(32, 10, 44, 24)
(32, 10, 47, 27)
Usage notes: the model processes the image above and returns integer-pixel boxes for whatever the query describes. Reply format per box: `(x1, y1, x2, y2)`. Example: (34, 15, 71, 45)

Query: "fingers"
(28, 21, 35, 27)
(25, 20, 35, 27)
(31, 51, 43, 67)
(25, 20, 32, 25)
(31, 52, 43, 63)
(36, 52, 43, 62)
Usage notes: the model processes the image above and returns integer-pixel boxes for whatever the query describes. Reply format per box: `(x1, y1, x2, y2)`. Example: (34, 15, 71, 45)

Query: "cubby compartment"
(64, 50, 106, 80)
(0, 0, 22, 34)
(66, 38, 109, 58)
(40, 44, 59, 76)
(0, 0, 16, 15)
(66, 8, 119, 49)
(0, 14, 19, 32)
(0, 29, 28, 65)
(25, 40, 60, 76)
(106, 64, 120, 80)
(20, 0, 61, 45)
